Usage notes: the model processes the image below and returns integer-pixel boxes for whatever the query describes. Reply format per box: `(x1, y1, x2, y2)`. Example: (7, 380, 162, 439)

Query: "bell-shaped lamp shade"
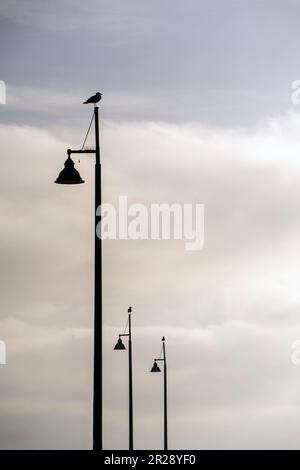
(55, 156, 85, 184)
(114, 337, 126, 350)
(151, 361, 161, 373)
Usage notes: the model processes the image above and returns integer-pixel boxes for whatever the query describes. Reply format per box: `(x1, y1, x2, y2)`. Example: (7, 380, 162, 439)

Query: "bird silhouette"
(83, 92, 102, 104)
(128, 306, 132, 313)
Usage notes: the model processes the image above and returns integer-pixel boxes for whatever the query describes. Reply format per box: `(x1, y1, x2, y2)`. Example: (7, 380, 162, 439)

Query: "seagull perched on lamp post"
(83, 92, 102, 104)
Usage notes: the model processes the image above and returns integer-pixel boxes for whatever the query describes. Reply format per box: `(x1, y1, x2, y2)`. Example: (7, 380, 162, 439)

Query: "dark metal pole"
(162, 337, 168, 451)
(128, 313, 133, 450)
(93, 104, 102, 450)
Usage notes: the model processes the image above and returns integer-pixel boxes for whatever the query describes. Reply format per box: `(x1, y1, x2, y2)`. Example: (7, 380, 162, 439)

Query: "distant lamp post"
(114, 306, 134, 450)
(150, 336, 168, 450)
(55, 94, 102, 451)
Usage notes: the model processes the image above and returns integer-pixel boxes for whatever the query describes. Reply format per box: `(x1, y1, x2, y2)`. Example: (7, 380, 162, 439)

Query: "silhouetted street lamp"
(55, 153, 85, 184)
(55, 95, 102, 451)
(114, 306, 134, 450)
(151, 336, 168, 450)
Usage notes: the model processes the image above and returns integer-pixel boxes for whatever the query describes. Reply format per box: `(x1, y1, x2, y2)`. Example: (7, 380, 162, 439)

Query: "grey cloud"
(3, 0, 300, 451)
(0, 0, 155, 34)
(2, 1, 300, 128)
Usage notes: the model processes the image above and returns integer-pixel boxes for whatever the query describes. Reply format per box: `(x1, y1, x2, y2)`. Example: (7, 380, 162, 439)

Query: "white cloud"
(1, 113, 300, 448)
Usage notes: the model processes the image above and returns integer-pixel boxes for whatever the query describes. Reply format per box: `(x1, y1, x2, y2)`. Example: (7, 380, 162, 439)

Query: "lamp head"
(114, 337, 126, 350)
(55, 155, 85, 184)
(150, 361, 161, 373)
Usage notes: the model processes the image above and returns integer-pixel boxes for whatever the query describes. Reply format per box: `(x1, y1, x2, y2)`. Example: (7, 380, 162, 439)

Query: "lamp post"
(55, 97, 102, 450)
(151, 336, 168, 450)
(114, 306, 134, 450)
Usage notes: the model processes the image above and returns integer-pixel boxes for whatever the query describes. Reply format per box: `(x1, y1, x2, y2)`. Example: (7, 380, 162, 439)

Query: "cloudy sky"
(1, 0, 300, 450)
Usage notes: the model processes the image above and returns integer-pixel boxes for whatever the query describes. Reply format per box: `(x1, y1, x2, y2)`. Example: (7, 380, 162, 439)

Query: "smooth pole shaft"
(163, 341, 168, 451)
(93, 105, 102, 450)
(128, 314, 133, 450)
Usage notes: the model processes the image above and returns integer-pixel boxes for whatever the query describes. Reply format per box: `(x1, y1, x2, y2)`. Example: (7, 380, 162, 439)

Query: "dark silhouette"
(114, 308, 134, 450)
(151, 336, 168, 450)
(55, 101, 102, 451)
(83, 92, 102, 104)
(55, 152, 85, 184)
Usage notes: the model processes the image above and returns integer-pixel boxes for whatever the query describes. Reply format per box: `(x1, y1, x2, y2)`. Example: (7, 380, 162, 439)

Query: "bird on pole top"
(83, 92, 102, 104)
(128, 306, 132, 313)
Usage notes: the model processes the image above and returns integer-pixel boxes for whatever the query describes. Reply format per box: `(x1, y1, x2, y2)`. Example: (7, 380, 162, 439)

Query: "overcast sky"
(1, 0, 300, 450)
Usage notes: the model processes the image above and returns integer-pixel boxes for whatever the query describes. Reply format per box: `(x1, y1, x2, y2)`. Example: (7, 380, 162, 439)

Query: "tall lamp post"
(55, 94, 102, 450)
(114, 306, 134, 450)
(151, 336, 168, 450)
